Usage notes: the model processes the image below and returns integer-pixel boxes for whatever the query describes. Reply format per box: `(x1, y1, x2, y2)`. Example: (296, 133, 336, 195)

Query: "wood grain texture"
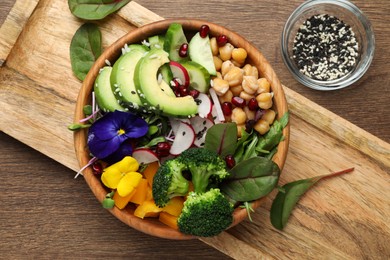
(1, 0, 389, 259)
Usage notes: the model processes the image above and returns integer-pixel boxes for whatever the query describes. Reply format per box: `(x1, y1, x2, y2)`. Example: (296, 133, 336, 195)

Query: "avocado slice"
(110, 48, 147, 106)
(134, 49, 198, 117)
(94, 66, 126, 112)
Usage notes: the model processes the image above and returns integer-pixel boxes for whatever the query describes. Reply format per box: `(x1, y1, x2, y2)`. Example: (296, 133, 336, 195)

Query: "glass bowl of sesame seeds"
(281, 0, 375, 90)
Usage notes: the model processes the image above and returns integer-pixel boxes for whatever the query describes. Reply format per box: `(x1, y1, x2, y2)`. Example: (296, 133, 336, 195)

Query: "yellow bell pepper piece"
(159, 212, 179, 230)
(129, 178, 148, 205)
(113, 189, 136, 209)
(162, 197, 184, 217)
(142, 161, 159, 187)
(134, 200, 162, 219)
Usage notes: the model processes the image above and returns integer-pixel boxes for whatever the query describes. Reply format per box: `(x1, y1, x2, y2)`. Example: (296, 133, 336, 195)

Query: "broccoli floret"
(152, 159, 189, 207)
(178, 148, 229, 193)
(178, 188, 234, 237)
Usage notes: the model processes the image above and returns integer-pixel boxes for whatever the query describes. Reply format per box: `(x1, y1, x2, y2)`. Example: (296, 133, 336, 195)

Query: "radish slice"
(169, 61, 190, 87)
(211, 105, 222, 124)
(190, 116, 214, 147)
(132, 148, 159, 164)
(169, 117, 191, 136)
(196, 92, 212, 118)
(169, 122, 195, 155)
(209, 88, 225, 122)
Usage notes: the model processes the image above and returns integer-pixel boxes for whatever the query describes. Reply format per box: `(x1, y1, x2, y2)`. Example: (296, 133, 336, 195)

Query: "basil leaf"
(68, 0, 131, 20)
(270, 167, 354, 230)
(220, 157, 280, 202)
(70, 23, 102, 81)
(204, 123, 237, 157)
(256, 111, 289, 156)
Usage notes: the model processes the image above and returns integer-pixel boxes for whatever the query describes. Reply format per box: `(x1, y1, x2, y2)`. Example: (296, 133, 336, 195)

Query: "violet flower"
(87, 110, 148, 160)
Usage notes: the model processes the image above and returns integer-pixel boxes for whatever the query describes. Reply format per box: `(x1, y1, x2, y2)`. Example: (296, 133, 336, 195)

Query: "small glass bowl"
(281, 0, 375, 90)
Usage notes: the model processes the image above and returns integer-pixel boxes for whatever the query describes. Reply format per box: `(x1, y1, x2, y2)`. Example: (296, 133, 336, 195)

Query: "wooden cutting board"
(0, 0, 389, 259)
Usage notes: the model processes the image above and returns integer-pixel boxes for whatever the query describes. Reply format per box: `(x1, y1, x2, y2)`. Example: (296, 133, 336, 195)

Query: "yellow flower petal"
(116, 156, 139, 173)
(101, 168, 122, 189)
(117, 171, 143, 197)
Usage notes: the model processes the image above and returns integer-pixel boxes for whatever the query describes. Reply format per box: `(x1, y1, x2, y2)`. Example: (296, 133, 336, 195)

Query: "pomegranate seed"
(231, 96, 246, 108)
(216, 35, 228, 46)
(225, 155, 236, 169)
(179, 43, 188, 57)
(221, 102, 233, 116)
(92, 162, 103, 175)
(255, 109, 266, 121)
(156, 142, 171, 157)
(189, 89, 200, 98)
(248, 98, 259, 111)
(199, 25, 210, 38)
(179, 85, 189, 96)
(245, 120, 256, 132)
(171, 78, 181, 91)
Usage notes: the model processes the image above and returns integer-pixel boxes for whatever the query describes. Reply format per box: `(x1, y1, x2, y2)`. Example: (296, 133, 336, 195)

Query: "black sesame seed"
(292, 14, 359, 81)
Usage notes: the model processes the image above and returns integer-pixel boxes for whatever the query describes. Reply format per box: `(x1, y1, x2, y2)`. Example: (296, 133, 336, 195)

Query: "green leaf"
(270, 167, 355, 230)
(68, 123, 91, 131)
(220, 157, 280, 202)
(256, 111, 289, 156)
(70, 23, 102, 81)
(204, 122, 237, 157)
(68, 0, 131, 20)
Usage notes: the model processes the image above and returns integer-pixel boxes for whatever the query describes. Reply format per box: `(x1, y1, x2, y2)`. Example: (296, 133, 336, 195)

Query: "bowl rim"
(280, 0, 375, 91)
(73, 18, 290, 239)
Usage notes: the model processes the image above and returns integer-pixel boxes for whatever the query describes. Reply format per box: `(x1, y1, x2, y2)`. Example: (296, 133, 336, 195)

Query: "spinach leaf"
(256, 111, 289, 156)
(68, 0, 131, 20)
(204, 123, 237, 157)
(220, 157, 280, 202)
(270, 167, 354, 230)
(70, 23, 102, 81)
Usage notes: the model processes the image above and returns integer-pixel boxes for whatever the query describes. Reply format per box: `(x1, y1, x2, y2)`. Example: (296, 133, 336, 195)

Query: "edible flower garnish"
(87, 110, 148, 159)
(101, 156, 142, 197)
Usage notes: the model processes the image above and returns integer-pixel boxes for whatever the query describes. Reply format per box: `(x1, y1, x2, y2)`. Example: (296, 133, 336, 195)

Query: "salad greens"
(68, 0, 131, 20)
(70, 23, 102, 81)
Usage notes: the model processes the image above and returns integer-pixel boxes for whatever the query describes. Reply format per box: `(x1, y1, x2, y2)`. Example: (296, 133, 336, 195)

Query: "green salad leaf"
(68, 0, 131, 20)
(220, 156, 280, 202)
(204, 122, 237, 157)
(270, 167, 354, 230)
(70, 23, 102, 81)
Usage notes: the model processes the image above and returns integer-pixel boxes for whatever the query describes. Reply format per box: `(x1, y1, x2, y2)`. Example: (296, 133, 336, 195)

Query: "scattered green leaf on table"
(70, 23, 102, 81)
(220, 156, 280, 202)
(270, 167, 355, 230)
(204, 122, 237, 157)
(68, 0, 131, 20)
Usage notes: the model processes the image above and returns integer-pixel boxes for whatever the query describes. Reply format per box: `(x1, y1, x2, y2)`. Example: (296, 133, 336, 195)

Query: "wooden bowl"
(74, 19, 290, 239)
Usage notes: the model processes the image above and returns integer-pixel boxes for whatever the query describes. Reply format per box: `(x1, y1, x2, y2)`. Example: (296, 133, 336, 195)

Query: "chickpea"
(230, 84, 243, 97)
(256, 92, 273, 109)
(213, 56, 223, 72)
(244, 106, 256, 121)
(242, 76, 259, 95)
(231, 59, 244, 68)
(236, 124, 245, 138)
(210, 37, 219, 56)
(262, 109, 276, 125)
(254, 119, 270, 135)
(239, 91, 255, 102)
(243, 64, 259, 78)
(231, 107, 247, 125)
(219, 43, 234, 61)
(218, 90, 233, 104)
(232, 48, 247, 64)
(221, 60, 235, 77)
(215, 72, 223, 79)
(257, 78, 271, 94)
(224, 67, 243, 87)
(211, 78, 230, 96)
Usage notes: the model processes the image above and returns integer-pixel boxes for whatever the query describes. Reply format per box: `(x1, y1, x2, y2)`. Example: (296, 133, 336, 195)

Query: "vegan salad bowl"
(73, 19, 290, 239)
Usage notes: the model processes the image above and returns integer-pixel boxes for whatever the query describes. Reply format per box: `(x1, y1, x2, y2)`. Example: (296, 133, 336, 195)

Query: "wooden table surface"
(1, 0, 389, 259)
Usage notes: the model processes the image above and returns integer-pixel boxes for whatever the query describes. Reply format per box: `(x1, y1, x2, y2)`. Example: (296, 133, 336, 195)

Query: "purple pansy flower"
(87, 110, 148, 159)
